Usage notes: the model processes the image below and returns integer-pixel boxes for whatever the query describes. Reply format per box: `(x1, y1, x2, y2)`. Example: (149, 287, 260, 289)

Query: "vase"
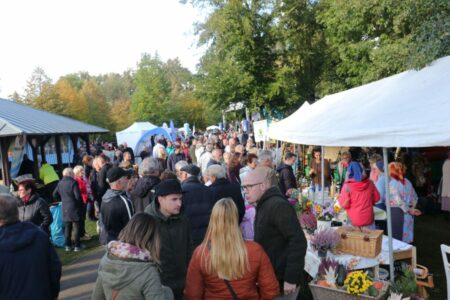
(318, 249, 328, 258)
(317, 220, 332, 231)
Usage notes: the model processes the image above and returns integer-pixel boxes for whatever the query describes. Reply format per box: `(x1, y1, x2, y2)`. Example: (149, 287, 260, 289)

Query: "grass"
(55, 219, 101, 265)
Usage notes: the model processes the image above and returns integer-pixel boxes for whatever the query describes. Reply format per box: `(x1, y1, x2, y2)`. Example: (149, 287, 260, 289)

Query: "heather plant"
(310, 228, 341, 252)
(299, 212, 317, 234)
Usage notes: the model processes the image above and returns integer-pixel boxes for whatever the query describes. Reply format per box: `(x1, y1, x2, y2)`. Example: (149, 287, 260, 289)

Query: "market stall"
(269, 55, 449, 299)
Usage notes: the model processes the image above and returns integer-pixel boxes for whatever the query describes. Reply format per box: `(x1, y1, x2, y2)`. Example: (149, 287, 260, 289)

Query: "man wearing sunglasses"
(243, 166, 307, 299)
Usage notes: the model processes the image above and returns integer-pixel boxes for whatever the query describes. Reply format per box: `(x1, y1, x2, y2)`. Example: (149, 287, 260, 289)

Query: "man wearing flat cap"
(100, 166, 134, 244)
(179, 164, 214, 247)
(145, 179, 192, 300)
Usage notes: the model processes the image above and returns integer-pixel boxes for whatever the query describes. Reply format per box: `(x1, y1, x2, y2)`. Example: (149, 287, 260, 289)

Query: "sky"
(0, 0, 206, 98)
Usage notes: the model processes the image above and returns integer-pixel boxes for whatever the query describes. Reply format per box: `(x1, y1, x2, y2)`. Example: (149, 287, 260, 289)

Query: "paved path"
(59, 247, 105, 300)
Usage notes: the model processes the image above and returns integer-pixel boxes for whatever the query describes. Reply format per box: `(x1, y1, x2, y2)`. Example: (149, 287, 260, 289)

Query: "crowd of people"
(0, 131, 308, 300)
(1, 128, 449, 299)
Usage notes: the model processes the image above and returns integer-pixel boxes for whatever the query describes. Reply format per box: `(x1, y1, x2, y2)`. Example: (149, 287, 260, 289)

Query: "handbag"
(224, 279, 239, 300)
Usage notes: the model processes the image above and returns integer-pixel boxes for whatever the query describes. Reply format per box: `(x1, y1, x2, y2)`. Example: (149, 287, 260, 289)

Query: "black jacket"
(145, 200, 192, 296)
(181, 176, 214, 246)
(53, 176, 83, 222)
(16, 194, 52, 235)
(167, 153, 186, 172)
(100, 189, 134, 244)
(277, 163, 297, 197)
(96, 164, 112, 207)
(209, 178, 245, 223)
(0, 221, 61, 300)
(130, 175, 160, 213)
(254, 186, 307, 287)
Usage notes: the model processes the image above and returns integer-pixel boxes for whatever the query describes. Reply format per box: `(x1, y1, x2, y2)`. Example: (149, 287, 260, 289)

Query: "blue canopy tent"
(134, 127, 173, 156)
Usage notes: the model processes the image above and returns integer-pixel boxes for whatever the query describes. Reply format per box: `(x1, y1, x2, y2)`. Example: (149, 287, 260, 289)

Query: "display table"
(305, 235, 416, 278)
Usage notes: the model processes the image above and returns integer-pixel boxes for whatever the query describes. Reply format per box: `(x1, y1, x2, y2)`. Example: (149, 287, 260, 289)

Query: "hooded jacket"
(131, 175, 160, 213)
(276, 163, 297, 197)
(101, 189, 134, 244)
(145, 200, 192, 297)
(254, 186, 307, 288)
(0, 221, 61, 300)
(181, 176, 214, 246)
(338, 177, 380, 226)
(16, 193, 52, 235)
(93, 241, 173, 300)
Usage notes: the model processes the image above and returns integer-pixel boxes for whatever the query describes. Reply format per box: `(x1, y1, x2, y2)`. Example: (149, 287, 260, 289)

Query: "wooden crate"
(336, 227, 383, 258)
(309, 281, 389, 300)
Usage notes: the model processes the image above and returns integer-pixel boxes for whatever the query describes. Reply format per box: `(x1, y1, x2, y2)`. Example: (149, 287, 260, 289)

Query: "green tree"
(131, 54, 171, 125)
(23, 67, 53, 106)
(81, 80, 112, 129)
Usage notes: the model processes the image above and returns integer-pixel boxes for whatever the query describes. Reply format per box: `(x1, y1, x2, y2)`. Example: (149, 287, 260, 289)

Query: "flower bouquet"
(287, 188, 313, 215)
(310, 228, 341, 257)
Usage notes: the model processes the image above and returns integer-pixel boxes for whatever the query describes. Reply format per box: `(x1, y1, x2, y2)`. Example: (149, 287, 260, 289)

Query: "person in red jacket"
(339, 161, 380, 227)
(74, 165, 90, 239)
(184, 198, 279, 300)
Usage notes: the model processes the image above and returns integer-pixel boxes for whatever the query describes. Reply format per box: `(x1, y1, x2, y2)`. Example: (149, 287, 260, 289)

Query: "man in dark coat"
(206, 164, 245, 223)
(276, 152, 298, 197)
(179, 164, 214, 246)
(243, 166, 307, 299)
(53, 168, 84, 251)
(130, 157, 161, 213)
(0, 194, 61, 300)
(100, 167, 134, 245)
(145, 179, 192, 300)
(93, 155, 111, 211)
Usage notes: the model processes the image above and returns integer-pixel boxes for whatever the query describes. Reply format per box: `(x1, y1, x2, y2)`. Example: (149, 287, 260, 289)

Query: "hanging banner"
(253, 120, 270, 142)
(10, 135, 27, 178)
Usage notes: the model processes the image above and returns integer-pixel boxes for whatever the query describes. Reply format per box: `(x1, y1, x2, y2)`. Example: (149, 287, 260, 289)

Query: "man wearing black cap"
(144, 179, 192, 300)
(100, 166, 134, 244)
(179, 164, 214, 247)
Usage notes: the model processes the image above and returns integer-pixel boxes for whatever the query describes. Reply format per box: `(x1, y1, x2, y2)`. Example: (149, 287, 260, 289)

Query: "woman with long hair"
(184, 198, 279, 299)
(388, 162, 420, 243)
(93, 213, 173, 300)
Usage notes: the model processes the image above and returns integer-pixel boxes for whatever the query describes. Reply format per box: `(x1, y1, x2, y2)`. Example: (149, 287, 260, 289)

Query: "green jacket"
(39, 163, 59, 185)
(92, 252, 173, 300)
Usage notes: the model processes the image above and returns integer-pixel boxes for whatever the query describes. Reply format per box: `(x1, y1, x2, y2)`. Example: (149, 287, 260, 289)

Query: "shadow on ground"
(59, 247, 105, 300)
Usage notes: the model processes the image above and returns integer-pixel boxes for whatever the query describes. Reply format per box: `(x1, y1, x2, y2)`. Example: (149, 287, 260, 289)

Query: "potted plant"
(310, 228, 341, 258)
(313, 202, 341, 231)
(299, 212, 317, 236)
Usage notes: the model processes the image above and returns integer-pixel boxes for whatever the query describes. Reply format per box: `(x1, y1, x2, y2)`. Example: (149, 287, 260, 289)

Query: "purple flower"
(299, 212, 317, 234)
(310, 228, 341, 251)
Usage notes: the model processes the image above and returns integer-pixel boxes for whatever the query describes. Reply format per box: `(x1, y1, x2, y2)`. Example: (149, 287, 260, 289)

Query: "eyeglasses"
(241, 182, 263, 191)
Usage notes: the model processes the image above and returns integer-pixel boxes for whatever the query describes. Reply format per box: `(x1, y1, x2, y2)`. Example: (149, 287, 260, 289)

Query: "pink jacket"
(339, 178, 380, 226)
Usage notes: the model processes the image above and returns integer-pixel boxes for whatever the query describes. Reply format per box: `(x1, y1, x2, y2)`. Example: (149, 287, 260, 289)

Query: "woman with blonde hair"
(184, 198, 279, 299)
(93, 213, 173, 300)
(389, 162, 420, 243)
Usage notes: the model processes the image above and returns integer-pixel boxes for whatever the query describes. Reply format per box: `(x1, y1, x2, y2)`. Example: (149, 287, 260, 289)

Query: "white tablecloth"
(305, 235, 412, 278)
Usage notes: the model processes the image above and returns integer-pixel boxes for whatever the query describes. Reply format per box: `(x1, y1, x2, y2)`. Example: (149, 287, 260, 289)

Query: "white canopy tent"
(116, 122, 157, 152)
(268, 55, 450, 147)
(268, 101, 310, 140)
(267, 55, 450, 282)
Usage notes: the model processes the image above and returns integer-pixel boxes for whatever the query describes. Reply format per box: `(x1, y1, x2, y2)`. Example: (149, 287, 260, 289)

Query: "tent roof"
(116, 122, 157, 135)
(0, 98, 108, 137)
(268, 55, 450, 147)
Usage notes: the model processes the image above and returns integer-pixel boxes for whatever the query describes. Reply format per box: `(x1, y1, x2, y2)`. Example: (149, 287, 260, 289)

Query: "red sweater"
(184, 241, 279, 300)
(339, 178, 380, 226)
(75, 177, 88, 204)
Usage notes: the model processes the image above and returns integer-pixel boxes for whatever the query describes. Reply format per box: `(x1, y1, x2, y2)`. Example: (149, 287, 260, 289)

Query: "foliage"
(318, 258, 340, 277)
(393, 268, 418, 297)
(310, 228, 341, 251)
(344, 271, 373, 295)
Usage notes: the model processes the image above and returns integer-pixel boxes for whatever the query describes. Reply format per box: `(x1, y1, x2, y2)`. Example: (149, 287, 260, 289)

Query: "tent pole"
(321, 146, 325, 204)
(383, 148, 395, 283)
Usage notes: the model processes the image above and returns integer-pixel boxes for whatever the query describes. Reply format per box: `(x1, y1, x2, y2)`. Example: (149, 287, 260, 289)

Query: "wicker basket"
(309, 281, 389, 300)
(336, 227, 383, 258)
